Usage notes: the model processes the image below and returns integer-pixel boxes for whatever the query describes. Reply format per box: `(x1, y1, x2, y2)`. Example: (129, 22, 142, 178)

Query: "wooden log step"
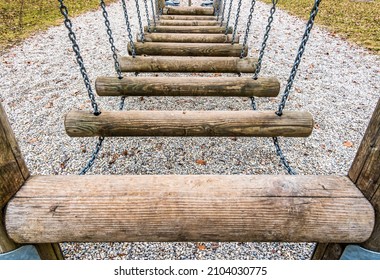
(128, 42, 247, 57)
(5, 175, 374, 243)
(120, 56, 256, 73)
(139, 33, 239, 43)
(95, 77, 280, 97)
(163, 6, 215, 15)
(156, 20, 219, 26)
(144, 25, 232, 34)
(64, 110, 314, 138)
(159, 15, 217, 21)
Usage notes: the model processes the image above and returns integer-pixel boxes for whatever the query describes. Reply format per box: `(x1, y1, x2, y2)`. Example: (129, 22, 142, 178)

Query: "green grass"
(0, 0, 117, 54)
(261, 0, 380, 54)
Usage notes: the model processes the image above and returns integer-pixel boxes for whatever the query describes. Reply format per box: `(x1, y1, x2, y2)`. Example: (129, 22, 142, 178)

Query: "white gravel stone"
(1, 0, 378, 260)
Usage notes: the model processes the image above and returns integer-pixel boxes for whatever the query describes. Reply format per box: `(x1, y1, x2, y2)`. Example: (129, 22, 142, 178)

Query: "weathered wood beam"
(312, 98, 380, 259)
(144, 25, 232, 33)
(120, 56, 256, 73)
(159, 15, 217, 21)
(128, 42, 247, 57)
(64, 110, 314, 138)
(5, 175, 374, 243)
(163, 6, 215, 15)
(156, 20, 219, 26)
(139, 33, 239, 43)
(0, 102, 63, 259)
(95, 76, 280, 98)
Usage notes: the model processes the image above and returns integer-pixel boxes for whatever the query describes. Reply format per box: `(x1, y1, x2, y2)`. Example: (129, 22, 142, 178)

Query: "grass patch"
(0, 0, 117, 53)
(261, 0, 380, 54)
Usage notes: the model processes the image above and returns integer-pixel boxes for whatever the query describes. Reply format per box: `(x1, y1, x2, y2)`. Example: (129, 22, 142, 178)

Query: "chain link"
(254, 0, 278, 79)
(241, 0, 256, 58)
(224, 0, 234, 30)
(219, 0, 227, 25)
(143, 0, 151, 32)
(79, 136, 105, 175)
(272, 137, 296, 175)
(58, 0, 100, 115)
(231, 0, 242, 42)
(100, 0, 122, 79)
(121, 0, 136, 57)
(134, 0, 145, 42)
(276, 0, 321, 116)
(150, 0, 157, 29)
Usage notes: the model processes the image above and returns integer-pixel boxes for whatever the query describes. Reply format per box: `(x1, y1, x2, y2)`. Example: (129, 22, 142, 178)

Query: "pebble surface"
(0, 0, 379, 260)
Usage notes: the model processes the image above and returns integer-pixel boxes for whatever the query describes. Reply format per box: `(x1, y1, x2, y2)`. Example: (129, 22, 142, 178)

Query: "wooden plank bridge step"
(5, 175, 374, 243)
(163, 6, 215, 15)
(119, 56, 256, 73)
(138, 33, 239, 43)
(144, 25, 232, 33)
(159, 15, 217, 21)
(128, 42, 247, 57)
(95, 76, 280, 97)
(155, 20, 219, 26)
(64, 110, 314, 138)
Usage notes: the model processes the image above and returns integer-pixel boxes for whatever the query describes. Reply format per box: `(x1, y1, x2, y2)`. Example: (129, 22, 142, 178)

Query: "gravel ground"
(1, 0, 379, 260)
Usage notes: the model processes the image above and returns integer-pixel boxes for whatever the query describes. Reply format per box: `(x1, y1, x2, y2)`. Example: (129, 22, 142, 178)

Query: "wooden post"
(312, 98, 380, 259)
(0, 102, 63, 260)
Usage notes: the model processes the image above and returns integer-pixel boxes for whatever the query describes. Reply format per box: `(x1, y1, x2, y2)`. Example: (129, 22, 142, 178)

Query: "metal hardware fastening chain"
(150, 0, 157, 29)
(79, 136, 105, 175)
(253, 0, 278, 79)
(219, 0, 227, 25)
(58, 0, 100, 115)
(121, 0, 136, 57)
(231, 0, 242, 42)
(224, 0, 234, 29)
(143, 0, 151, 32)
(276, 0, 321, 116)
(241, 0, 256, 57)
(100, 0, 122, 79)
(134, 0, 145, 42)
(58, 0, 104, 175)
(273, 137, 296, 175)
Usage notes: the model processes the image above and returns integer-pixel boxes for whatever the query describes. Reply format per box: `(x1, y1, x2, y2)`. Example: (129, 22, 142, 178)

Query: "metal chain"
(240, 0, 256, 58)
(79, 136, 105, 175)
(58, 0, 100, 115)
(134, 0, 145, 42)
(253, 0, 278, 79)
(143, 0, 151, 32)
(219, 0, 227, 25)
(100, 0, 122, 79)
(272, 137, 296, 175)
(231, 0, 242, 41)
(224, 0, 234, 29)
(121, 0, 136, 57)
(276, 0, 321, 116)
(150, 0, 157, 28)
(215, 0, 221, 17)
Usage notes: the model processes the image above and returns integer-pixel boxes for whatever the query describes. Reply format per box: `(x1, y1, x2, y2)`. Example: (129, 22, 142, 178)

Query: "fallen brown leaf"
(196, 159, 207, 165)
(343, 140, 353, 147)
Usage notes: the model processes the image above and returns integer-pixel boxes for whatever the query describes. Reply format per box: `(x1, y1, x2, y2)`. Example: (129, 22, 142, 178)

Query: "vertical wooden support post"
(312, 98, 380, 259)
(0, 102, 64, 260)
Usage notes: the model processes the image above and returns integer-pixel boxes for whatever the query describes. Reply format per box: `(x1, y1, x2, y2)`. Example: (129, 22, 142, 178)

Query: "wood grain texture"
(128, 42, 247, 57)
(144, 25, 233, 33)
(64, 110, 314, 138)
(95, 76, 280, 97)
(0, 102, 29, 209)
(313, 98, 380, 258)
(120, 56, 256, 73)
(160, 15, 217, 21)
(139, 33, 239, 43)
(164, 6, 215, 15)
(156, 20, 219, 26)
(0, 102, 63, 259)
(5, 175, 374, 243)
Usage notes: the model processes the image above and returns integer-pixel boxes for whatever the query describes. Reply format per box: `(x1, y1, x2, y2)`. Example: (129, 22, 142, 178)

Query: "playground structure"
(0, 0, 379, 260)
